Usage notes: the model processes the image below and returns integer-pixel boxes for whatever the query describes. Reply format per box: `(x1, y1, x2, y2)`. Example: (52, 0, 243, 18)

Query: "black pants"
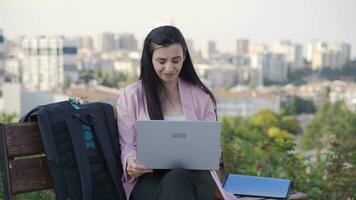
(130, 168, 215, 200)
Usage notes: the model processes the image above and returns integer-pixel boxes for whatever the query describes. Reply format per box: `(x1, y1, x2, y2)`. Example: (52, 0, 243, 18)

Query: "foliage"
(318, 60, 356, 81)
(221, 112, 306, 193)
(287, 67, 313, 85)
(249, 109, 301, 135)
(281, 95, 316, 115)
(323, 138, 356, 199)
(78, 68, 137, 89)
(63, 75, 72, 89)
(0, 112, 16, 124)
(222, 103, 356, 199)
(301, 100, 356, 151)
(279, 115, 302, 135)
(267, 127, 293, 140)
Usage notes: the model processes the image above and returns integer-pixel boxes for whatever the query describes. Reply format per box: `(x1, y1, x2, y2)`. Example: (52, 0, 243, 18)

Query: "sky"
(0, 0, 355, 57)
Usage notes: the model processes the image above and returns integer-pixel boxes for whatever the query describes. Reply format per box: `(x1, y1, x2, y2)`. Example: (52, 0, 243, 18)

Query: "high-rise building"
(307, 40, 327, 63)
(250, 43, 269, 54)
(76, 35, 94, 50)
(5, 58, 22, 82)
(264, 53, 288, 82)
(250, 52, 287, 83)
(22, 36, 79, 91)
(95, 32, 116, 52)
(117, 33, 138, 51)
(0, 29, 5, 84)
(236, 39, 250, 56)
(200, 40, 216, 59)
(273, 40, 304, 72)
(333, 43, 351, 65)
(308, 41, 351, 69)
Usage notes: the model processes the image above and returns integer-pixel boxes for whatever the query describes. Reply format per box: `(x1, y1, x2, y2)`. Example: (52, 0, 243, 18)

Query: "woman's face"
(151, 43, 185, 84)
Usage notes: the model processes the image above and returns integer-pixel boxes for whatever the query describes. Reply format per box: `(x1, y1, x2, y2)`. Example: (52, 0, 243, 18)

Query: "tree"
(280, 115, 302, 135)
(267, 127, 293, 140)
(340, 60, 356, 80)
(79, 70, 94, 84)
(249, 109, 279, 131)
(63, 75, 72, 89)
(221, 113, 307, 193)
(281, 95, 316, 115)
(301, 101, 356, 151)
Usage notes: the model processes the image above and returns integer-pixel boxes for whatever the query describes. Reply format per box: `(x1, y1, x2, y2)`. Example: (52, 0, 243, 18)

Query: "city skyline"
(1, 0, 356, 58)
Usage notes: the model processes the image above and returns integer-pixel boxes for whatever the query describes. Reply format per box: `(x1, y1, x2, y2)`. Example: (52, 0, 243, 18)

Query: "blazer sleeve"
(202, 94, 217, 121)
(200, 92, 226, 181)
(116, 88, 137, 183)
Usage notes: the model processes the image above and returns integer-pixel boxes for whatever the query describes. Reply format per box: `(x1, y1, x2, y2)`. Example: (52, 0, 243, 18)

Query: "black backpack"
(20, 100, 127, 200)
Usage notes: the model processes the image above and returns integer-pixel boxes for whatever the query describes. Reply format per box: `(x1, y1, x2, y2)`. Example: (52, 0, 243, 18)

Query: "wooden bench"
(0, 122, 307, 200)
(0, 122, 53, 200)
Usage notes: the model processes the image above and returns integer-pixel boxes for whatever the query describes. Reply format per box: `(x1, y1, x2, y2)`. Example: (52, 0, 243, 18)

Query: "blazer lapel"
(178, 79, 198, 121)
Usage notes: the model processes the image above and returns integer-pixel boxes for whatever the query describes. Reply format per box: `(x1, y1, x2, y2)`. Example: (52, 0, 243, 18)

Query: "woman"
(117, 25, 237, 200)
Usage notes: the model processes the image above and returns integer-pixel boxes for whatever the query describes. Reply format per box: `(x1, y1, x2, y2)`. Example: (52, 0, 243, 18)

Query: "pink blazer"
(116, 78, 237, 200)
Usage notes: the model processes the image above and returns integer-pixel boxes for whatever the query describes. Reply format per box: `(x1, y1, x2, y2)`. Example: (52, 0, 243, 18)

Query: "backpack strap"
(100, 104, 121, 158)
(90, 115, 126, 199)
(19, 106, 41, 122)
(66, 118, 93, 200)
(36, 110, 68, 200)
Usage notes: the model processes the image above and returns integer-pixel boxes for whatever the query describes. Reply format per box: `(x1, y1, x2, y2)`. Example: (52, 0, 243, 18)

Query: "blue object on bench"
(223, 174, 292, 199)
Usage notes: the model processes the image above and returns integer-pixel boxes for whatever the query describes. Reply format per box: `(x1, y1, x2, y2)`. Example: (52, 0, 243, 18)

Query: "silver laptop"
(136, 120, 221, 170)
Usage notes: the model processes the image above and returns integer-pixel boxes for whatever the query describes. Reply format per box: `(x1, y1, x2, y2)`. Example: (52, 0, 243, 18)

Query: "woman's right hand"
(126, 156, 153, 178)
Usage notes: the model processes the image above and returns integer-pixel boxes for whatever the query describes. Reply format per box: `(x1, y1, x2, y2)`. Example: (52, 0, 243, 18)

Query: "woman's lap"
(130, 169, 215, 200)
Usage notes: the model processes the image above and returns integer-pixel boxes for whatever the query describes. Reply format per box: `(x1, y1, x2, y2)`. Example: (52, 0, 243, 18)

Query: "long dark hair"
(139, 25, 216, 120)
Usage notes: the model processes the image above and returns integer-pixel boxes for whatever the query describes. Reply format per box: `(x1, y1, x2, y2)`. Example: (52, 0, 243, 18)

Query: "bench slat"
(5, 122, 45, 158)
(9, 157, 53, 194)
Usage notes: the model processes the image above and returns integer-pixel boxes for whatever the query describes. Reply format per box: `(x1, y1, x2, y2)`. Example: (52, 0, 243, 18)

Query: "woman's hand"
(126, 156, 153, 178)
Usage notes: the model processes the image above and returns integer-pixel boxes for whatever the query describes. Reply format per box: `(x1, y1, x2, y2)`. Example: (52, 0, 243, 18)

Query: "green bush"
(222, 103, 356, 199)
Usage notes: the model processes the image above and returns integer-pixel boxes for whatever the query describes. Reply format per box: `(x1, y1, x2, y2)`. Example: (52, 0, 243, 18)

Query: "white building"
(215, 90, 280, 117)
(333, 43, 351, 67)
(236, 38, 250, 56)
(4, 58, 22, 82)
(200, 40, 216, 59)
(2, 83, 63, 118)
(250, 52, 288, 83)
(0, 29, 5, 84)
(307, 40, 327, 63)
(114, 59, 140, 77)
(76, 35, 94, 50)
(22, 36, 79, 91)
(308, 41, 351, 69)
(1, 82, 121, 119)
(117, 33, 138, 51)
(96, 32, 117, 52)
(236, 39, 250, 56)
(206, 65, 239, 88)
(266, 53, 288, 82)
(231, 55, 250, 66)
(250, 43, 269, 54)
(233, 65, 262, 86)
(273, 40, 304, 72)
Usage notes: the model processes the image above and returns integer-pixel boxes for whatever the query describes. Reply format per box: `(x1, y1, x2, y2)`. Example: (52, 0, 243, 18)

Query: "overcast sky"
(1, 0, 355, 57)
